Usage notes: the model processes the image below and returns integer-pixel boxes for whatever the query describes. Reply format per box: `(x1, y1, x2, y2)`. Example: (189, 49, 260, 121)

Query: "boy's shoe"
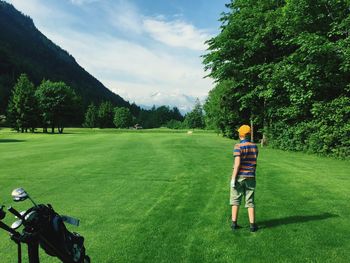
(250, 223, 258, 232)
(231, 222, 241, 231)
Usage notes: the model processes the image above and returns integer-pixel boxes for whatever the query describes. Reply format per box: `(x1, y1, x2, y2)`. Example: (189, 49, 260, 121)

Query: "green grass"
(0, 128, 349, 262)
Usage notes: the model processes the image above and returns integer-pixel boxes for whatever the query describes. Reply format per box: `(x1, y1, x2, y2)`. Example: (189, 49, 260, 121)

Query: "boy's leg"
(248, 207, 255, 224)
(244, 178, 256, 211)
(230, 178, 243, 229)
(248, 207, 257, 231)
(232, 205, 239, 222)
(244, 178, 258, 232)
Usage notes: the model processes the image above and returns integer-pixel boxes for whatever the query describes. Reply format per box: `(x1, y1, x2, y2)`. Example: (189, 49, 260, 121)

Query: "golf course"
(0, 128, 349, 262)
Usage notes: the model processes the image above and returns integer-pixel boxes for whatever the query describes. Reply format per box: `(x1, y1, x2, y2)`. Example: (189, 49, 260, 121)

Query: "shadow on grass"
(259, 213, 339, 228)
(0, 139, 25, 143)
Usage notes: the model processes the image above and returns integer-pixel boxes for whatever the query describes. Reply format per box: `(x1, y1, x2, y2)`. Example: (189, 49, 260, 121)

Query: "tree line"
(203, 0, 350, 158)
(5, 73, 206, 132)
(82, 98, 205, 129)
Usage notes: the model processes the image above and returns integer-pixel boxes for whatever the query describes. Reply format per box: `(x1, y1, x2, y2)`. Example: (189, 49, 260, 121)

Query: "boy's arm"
(232, 145, 241, 182)
(232, 156, 241, 181)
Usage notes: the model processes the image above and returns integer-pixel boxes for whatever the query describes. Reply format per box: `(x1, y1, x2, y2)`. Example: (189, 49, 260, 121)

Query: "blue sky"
(6, 0, 228, 112)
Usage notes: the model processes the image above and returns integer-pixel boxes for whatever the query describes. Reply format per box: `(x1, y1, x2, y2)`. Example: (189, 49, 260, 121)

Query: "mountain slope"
(0, 1, 129, 113)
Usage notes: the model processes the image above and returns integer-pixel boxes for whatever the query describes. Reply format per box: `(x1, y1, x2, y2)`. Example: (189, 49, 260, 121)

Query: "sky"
(5, 0, 228, 112)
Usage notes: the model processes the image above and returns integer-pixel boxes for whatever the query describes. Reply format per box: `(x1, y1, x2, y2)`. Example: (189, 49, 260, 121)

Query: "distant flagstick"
(250, 119, 254, 143)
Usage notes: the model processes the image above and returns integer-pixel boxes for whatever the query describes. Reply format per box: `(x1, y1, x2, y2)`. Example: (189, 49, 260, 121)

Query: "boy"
(230, 125, 258, 232)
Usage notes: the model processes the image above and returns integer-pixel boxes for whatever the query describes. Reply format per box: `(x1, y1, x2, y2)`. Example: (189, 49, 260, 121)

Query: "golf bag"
(0, 188, 90, 263)
(24, 204, 89, 262)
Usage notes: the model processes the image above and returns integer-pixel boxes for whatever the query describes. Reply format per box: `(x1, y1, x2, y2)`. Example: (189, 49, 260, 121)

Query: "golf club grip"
(0, 221, 19, 235)
(8, 206, 23, 219)
(0, 206, 5, 220)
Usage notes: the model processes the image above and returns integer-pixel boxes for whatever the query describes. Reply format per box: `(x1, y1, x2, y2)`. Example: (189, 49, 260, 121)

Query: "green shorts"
(230, 177, 256, 208)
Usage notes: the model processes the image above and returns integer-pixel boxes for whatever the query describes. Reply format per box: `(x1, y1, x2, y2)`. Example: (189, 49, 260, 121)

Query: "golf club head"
(11, 188, 28, 202)
(11, 219, 22, 230)
(15, 211, 27, 219)
(24, 211, 36, 221)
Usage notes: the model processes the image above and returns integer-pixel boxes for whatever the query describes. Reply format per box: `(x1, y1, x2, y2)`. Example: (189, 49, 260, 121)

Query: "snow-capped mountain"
(137, 92, 205, 114)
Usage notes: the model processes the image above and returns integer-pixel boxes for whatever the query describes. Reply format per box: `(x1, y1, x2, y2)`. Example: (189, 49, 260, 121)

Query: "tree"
(0, 115, 6, 127)
(204, 80, 240, 136)
(36, 80, 79, 133)
(98, 101, 114, 128)
(113, 107, 133, 128)
(83, 103, 98, 128)
(184, 99, 205, 129)
(7, 73, 39, 132)
(166, 119, 184, 129)
(154, 106, 172, 126)
(170, 107, 184, 122)
(202, 0, 350, 157)
(203, 0, 286, 136)
(135, 105, 184, 129)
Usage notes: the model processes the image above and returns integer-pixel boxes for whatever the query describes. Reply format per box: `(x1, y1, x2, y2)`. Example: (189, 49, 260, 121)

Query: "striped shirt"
(233, 139, 258, 177)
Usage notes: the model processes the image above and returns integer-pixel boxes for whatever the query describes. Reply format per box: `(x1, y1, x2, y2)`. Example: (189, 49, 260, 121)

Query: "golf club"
(0, 188, 90, 263)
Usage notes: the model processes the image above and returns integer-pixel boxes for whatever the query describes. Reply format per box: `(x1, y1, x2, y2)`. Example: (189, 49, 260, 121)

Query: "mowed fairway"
(0, 129, 349, 262)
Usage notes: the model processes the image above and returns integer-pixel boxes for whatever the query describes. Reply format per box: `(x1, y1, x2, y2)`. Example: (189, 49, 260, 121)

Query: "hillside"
(0, 1, 129, 113)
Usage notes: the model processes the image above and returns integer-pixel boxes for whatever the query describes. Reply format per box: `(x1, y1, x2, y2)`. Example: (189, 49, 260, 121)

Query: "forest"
(203, 0, 350, 158)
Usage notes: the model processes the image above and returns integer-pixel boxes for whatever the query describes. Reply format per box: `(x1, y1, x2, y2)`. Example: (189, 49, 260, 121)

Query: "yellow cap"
(238, 125, 251, 136)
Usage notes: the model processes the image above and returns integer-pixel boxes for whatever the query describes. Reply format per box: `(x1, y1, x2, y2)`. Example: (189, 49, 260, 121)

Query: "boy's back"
(234, 139, 258, 178)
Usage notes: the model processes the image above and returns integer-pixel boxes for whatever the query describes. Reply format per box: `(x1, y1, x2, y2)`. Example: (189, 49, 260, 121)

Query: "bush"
(269, 97, 350, 158)
(166, 119, 184, 129)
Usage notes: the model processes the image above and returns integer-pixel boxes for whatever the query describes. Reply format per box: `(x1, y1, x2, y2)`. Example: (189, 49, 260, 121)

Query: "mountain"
(139, 92, 203, 114)
(0, 1, 129, 114)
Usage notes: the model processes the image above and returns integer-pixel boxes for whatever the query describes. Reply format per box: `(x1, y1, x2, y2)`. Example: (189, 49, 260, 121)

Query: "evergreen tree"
(0, 115, 6, 128)
(136, 105, 184, 128)
(7, 73, 39, 132)
(184, 99, 205, 129)
(170, 107, 184, 122)
(154, 106, 172, 126)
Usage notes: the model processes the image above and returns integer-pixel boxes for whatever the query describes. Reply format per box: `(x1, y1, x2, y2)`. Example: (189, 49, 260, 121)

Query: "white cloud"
(102, 80, 208, 113)
(4, 0, 214, 110)
(69, 0, 99, 5)
(103, 0, 143, 34)
(143, 18, 211, 51)
(101, 1, 212, 50)
(6, 0, 76, 29)
(47, 28, 213, 109)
